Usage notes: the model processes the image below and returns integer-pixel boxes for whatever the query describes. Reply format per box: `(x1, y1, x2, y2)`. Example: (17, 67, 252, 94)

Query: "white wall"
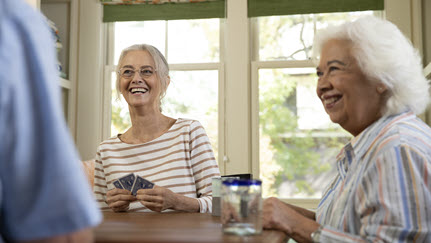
(75, 0, 104, 160)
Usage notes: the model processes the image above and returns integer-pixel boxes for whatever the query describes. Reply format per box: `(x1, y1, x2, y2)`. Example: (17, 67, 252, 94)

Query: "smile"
(322, 95, 342, 108)
(130, 87, 148, 94)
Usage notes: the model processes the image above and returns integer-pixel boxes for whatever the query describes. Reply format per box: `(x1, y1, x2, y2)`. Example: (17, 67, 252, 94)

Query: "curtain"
(101, 0, 225, 22)
(248, 0, 384, 18)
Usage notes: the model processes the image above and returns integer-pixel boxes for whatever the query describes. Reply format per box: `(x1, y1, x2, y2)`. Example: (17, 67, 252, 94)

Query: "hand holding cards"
(113, 173, 154, 196)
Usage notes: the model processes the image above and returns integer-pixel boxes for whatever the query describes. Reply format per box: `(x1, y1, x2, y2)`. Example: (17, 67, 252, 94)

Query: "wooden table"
(95, 211, 288, 243)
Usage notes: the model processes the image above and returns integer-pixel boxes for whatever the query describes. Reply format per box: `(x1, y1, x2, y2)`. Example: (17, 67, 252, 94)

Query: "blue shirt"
(316, 111, 431, 242)
(0, 0, 102, 241)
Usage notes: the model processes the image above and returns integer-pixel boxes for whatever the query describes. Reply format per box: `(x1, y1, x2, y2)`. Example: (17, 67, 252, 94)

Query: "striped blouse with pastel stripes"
(316, 111, 431, 242)
(93, 118, 220, 213)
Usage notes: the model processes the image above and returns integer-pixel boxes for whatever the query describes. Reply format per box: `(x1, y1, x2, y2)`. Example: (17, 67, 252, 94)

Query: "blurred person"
(262, 16, 431, 242)
(94, 44, 220, 213)
(0, 0, 102, 242)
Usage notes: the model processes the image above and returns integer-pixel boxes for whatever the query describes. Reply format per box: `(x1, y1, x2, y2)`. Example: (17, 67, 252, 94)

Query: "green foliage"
(259, 70, 330, 196)
(163, 96, 190, 114)
(111, 90, 131, 135)
(111, 104, 131, 135)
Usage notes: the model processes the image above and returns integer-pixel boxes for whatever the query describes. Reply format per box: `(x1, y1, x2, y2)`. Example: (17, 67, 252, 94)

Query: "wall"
(423, 0, 431, 65)
(75, 0, 104, 160)
(423, 0, 431, 124)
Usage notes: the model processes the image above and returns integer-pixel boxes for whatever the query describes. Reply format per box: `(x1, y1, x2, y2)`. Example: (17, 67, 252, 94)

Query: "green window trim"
(102, 0, 383, 23)
(103, 0, 225, 22)
(248, 0, 384, 18)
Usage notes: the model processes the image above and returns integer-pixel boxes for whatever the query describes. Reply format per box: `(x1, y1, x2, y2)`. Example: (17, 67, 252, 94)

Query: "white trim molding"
(425, 62, 431, 78)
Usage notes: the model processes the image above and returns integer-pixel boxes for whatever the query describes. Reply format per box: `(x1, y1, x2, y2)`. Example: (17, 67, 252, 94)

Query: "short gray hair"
(312, 16, 430, 116)
(116, 44, 169, 109)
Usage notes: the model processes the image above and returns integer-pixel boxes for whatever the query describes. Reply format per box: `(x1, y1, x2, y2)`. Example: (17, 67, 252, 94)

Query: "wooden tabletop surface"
(95, 211, 288, 243)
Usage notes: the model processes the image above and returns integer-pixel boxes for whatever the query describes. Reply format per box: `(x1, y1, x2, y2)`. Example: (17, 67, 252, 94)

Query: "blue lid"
(222, 179, 262, 186)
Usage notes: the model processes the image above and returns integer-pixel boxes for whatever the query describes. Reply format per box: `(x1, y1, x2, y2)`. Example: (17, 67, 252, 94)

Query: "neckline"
(117, 118, 180, 145)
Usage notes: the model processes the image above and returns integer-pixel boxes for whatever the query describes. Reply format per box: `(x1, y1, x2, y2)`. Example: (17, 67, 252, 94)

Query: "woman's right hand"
(105, 188, 136, 212)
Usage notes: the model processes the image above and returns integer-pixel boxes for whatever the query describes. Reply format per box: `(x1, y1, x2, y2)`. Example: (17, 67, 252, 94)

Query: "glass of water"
(221, 179, 263, 235)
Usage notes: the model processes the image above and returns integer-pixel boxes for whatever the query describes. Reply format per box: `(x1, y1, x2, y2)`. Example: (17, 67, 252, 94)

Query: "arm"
(93, 149, 110, 210)
(189, 121, 221, 213)
(0, 0, 101, 241)
(263, 197, 320, 243)
(93, 148, 135, 212)
(288, 202, 316, 220)
(137, 186, 201, 212)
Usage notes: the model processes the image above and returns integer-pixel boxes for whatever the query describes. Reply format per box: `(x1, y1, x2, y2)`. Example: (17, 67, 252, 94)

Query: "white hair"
(116, 44, 169, 109)
(312, 16, 430, 115)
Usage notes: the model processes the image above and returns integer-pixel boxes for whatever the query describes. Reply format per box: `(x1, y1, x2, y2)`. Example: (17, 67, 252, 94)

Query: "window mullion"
(165, 20, 169, 61)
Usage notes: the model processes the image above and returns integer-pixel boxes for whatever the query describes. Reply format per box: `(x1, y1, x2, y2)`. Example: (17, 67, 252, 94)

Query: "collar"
(336, 110, 414, 176)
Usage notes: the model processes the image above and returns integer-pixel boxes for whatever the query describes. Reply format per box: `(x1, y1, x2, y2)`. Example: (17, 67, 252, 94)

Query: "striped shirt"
(94, 118, 220, 213)
(316, 111, 431, 242)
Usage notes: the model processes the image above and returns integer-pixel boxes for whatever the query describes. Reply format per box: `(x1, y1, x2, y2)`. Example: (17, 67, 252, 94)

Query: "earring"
(377, 85, 386, 93)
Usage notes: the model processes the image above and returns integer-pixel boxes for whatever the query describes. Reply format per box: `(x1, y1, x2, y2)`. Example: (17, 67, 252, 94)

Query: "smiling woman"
(316, 39, 387, 136)
(261, 16, 431, 242)
(93, 44, 220, 214)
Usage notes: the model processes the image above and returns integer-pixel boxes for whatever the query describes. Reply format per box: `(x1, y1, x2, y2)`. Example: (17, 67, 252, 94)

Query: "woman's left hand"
(263, 197, 296, 234)
(263, 197, 320, 242)
(136, 186, 177, 212)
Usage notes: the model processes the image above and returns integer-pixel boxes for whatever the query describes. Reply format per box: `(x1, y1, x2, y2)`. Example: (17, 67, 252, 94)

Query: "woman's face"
(316, 39, 386, 136)
(119, 50, 161, 109)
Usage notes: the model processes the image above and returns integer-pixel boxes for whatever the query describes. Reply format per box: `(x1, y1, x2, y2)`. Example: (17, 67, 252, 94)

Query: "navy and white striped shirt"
(316, 111, 431, 242)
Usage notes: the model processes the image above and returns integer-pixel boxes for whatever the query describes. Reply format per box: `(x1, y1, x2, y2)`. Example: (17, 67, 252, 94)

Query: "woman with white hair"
(93, 44, 220, 213)
(262, 16, 431, 242)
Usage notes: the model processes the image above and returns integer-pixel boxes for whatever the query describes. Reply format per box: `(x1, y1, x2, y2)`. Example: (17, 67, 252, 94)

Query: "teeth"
(130, 88, 148, 93)
(323, 97, 340, 105)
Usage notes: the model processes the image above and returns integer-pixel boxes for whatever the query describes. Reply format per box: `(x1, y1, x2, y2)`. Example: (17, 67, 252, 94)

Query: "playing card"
(113, 179, 124, 189)
(131, 175, 154, 196)
(118, 173, 136, 191)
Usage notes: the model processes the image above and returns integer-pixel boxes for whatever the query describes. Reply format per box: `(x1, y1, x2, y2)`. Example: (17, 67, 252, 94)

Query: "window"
(252, 11, 382, 200)
(106, 19, 221, 160)
(102, 1, 385, 205)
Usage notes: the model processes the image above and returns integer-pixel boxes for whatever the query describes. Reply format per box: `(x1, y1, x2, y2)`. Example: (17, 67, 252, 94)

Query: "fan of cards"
(113, 173, 154, 196)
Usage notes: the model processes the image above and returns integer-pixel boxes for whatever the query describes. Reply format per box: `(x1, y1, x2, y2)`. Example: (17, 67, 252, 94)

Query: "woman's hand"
(221, 200, 240, 224)
(105, 188, 136, 212)
(263, 197, 320, 242)
(262, 197, 300, 234)
(136, 186, 178, 212)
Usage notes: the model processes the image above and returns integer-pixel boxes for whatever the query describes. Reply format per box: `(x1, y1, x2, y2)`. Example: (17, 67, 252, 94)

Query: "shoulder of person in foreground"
(0, 0, 101, 242)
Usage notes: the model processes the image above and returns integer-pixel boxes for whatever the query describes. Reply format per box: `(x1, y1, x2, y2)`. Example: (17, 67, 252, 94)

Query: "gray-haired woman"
(93, 44, 220, 213)
(262, 16, 431, 242)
